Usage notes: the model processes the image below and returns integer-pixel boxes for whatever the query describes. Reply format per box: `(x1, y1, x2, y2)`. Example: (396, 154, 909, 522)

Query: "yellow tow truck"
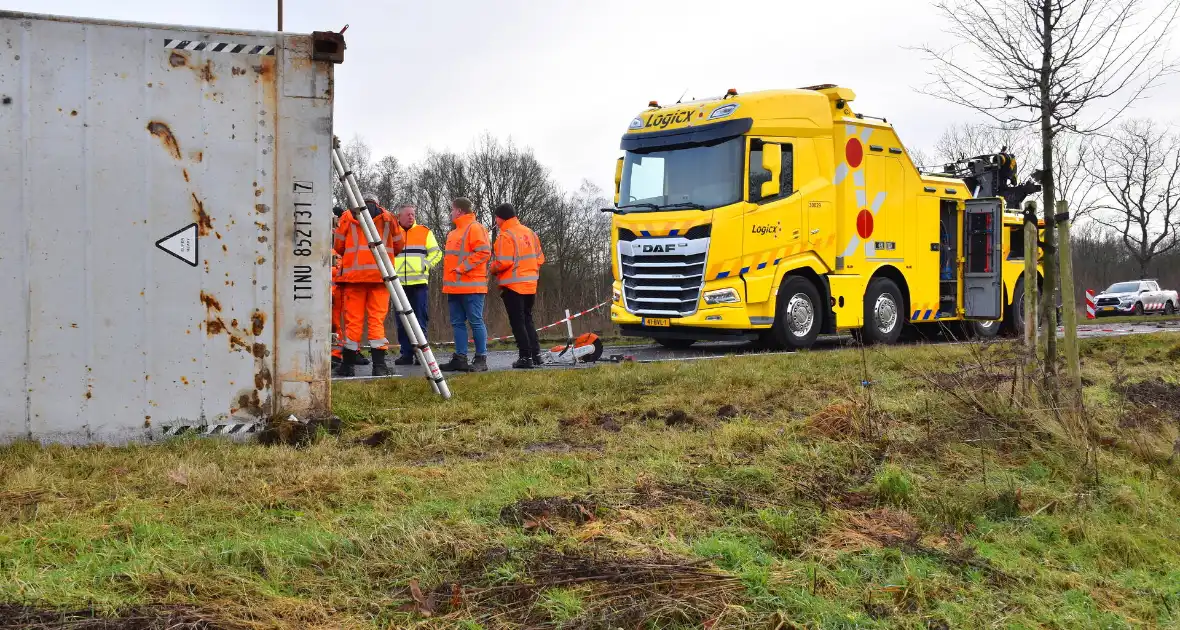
(607, 85, 1043, 349)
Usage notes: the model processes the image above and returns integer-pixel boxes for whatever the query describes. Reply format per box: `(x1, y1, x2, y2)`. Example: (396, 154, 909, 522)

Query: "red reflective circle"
(846, 138, 863, 168)
(856, 209, 874, 239)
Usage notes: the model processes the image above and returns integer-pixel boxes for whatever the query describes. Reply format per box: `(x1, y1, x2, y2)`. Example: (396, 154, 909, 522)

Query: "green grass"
(2, 333, 1180, 628)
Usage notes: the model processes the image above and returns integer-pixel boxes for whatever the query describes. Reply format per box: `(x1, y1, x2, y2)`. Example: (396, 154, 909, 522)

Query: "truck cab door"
(962, 198, 1003, 319)
(743, 138, 798, 305)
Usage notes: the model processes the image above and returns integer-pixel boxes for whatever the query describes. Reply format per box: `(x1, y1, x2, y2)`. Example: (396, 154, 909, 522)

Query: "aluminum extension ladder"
(331, 137, 452, 399)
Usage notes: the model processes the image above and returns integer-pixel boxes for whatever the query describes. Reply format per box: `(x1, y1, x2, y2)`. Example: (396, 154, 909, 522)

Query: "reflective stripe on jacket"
(491, 217, 545, 294)
(333, 205, 404, 283)
(442, 213, 491, 294)
(394, 223, 442, 286)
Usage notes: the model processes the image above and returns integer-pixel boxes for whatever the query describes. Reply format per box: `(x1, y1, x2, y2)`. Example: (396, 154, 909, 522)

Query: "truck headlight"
(703, 288, 741, 305)
(1119, 296, 1134, 304)
(613, 287, 622, 304)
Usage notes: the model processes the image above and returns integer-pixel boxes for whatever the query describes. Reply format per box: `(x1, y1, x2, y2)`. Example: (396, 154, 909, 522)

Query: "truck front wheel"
(764, 276, 822, 350)
(859, 278, 904, 345)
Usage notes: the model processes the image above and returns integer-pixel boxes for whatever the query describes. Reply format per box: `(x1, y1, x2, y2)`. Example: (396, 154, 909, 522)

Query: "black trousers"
(501, 288, 540, 358)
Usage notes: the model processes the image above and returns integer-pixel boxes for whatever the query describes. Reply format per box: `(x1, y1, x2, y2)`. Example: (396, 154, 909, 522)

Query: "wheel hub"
(786, 293, 815, 337)
(874, 294, 898, 334)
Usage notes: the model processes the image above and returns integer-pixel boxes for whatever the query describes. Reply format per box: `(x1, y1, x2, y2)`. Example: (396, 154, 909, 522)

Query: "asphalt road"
(333, 319, 1180, 382)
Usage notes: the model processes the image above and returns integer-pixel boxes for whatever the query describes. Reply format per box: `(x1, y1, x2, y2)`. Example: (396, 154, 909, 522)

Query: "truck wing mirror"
(760, 144, 782, 199)
(613, 157, 624, 205)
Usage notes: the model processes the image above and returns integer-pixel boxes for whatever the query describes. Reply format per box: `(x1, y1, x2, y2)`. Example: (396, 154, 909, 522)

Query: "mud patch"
(400, 549, 742, 627)
(717, 404, 740, 420)
(560, 413, 623, 433)
(664, 409, 693, 427)
(0, 604, 218, 629)
(1117, 378, 1180, 419)
(631, 477, 765, 510)
(499, 496, 598, 531)
(257, 416, 342, 447)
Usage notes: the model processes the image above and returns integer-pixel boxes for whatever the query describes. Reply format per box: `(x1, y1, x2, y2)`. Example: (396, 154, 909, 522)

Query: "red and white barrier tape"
(437, 299, 612, 346)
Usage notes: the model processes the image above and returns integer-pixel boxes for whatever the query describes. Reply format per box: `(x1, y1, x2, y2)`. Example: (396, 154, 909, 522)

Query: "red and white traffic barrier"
(439, 299, 611, 346)
(1085, 289, 1096, 319)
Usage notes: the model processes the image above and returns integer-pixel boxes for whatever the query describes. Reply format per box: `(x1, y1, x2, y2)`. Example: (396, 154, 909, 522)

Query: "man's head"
(493, 203, 516, 228)
(332, 206, 344, 218)
(362, 192, 379, 210)
(450, 197, 474, 222)
(395, 203, 417, 229)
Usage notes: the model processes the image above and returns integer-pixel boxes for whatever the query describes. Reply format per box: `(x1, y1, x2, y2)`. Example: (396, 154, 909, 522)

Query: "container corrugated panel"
(0, 11, 335, 444)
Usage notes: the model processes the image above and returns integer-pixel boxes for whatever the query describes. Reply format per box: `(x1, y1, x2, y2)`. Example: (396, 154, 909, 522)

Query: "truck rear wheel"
(971, 319, 1002, 339)
(859, 278, 904, 345)
(1166, 301, 1176, 316)
(764, 276, 822, 350)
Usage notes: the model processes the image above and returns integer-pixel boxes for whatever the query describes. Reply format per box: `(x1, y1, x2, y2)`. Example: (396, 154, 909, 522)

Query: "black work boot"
(371, 349, 390, 377)
(441, 353, 472, 372)
(393, 354, 415, 366)
(533, 354, 545, 366)
(334, 349, 357, 377)
(512, 357, 535, 370)
(471, 355, 489, 372)
(355, 352, 371, 366)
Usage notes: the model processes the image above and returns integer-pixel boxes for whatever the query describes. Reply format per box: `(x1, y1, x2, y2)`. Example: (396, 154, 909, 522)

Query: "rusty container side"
(0, 11, 332, 444)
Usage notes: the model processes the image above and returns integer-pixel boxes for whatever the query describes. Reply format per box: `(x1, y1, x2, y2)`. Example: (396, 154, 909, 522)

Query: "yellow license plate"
(644, 318, 671, 327)
(1102, 306, 1115, 311)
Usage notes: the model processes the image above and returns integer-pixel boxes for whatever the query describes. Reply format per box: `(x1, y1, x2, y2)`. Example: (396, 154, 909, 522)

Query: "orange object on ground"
(442, 213, 491, 294)
(340, 283, 390, 351)
(491, 217, 545, 294)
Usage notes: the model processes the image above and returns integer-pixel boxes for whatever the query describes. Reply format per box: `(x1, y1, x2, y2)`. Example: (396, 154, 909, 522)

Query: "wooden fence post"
(1057, 200, 1082, 404)
(1023, 201, 1038, 351)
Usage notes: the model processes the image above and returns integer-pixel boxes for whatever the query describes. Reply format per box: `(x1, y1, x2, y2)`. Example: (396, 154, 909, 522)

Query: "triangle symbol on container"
(156, 223, 199, 267)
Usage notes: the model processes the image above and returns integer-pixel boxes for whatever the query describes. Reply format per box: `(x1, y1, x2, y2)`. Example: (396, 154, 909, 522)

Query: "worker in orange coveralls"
(333, 193, 404, 377)
(331, 207, 344, 368)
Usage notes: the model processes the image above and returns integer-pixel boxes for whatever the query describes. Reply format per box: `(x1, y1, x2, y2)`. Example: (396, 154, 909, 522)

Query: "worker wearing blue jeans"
(447, 294, 488, 369)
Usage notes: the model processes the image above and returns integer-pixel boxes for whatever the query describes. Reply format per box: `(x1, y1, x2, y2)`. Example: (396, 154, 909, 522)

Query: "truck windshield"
(1106, 282, 1141, 293)
(618, 137, 743, 212)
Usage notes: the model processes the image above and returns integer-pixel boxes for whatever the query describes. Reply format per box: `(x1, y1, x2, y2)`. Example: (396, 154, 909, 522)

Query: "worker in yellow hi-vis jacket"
(390, 203, 443, 366)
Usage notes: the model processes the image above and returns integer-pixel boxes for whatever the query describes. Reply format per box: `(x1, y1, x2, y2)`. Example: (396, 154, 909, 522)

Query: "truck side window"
(747, 141, 793, 201)
(749, 143, 769, 201)
(1008, 226, 1024, 260)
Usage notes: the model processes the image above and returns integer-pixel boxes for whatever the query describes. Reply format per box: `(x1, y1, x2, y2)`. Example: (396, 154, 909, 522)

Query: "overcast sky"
(9, 0, 1180, 195)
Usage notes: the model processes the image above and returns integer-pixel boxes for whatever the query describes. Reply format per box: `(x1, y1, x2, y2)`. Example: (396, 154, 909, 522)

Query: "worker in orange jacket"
(332, 193, 404, 377)
(331, 207, 344, 368)
(491, 203, 545, 369)
(440, 197, 491, 372)
(330, 251, 343, 367)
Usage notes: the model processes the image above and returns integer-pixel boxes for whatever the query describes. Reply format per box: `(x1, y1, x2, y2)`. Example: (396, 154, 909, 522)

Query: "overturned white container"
(0, 11, 345, 444)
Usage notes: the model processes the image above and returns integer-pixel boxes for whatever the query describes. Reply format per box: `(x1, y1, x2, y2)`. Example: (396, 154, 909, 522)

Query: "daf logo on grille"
(640, 243, 686, 253)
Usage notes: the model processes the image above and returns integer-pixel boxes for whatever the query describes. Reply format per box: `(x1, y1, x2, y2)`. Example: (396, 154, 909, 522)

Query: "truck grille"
(618, 237, 709, 317)
(1096, 297, 1120, 307)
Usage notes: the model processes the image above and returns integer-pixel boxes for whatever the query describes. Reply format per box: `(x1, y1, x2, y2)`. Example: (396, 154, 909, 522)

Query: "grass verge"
(2, 334, 1180, 628)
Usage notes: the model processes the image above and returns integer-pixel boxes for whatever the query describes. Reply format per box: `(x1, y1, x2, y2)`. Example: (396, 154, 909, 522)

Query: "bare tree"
(932, 122, 1035, 168)
(1088, 118, 1180, 278)
(332, 135, 376, 208)
(918, 0, 1177, 373)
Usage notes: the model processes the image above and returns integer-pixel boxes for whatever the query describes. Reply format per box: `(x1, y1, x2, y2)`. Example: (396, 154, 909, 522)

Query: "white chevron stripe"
(834, 163, 849, 185)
